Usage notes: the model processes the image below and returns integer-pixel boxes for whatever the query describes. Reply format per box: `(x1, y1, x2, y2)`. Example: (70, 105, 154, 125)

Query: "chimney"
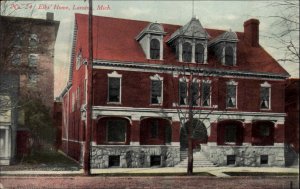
(243, 19, 260, 47)
(46, 12, 54, 21)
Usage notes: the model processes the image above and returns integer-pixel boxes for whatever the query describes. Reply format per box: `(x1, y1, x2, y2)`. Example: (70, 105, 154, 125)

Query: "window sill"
(226, 107, 238, 110)
(107, 102, 122, 105)
(150, 104, 163, 106)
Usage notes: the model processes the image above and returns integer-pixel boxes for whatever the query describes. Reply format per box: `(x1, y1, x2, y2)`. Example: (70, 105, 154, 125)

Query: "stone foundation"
(202, 144, 285, 166)
(91, 145, 180, 168)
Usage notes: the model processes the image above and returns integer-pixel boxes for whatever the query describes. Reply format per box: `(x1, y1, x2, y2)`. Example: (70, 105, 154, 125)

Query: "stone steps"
(176, 151, 216, 167)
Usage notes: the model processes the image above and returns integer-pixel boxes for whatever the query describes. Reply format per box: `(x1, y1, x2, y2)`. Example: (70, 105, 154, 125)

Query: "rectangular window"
(151, 80, 162, 104)
(0, 129, 7, 157)
(260, 155, 268, 165)
(225, 125, 236, 143)
(201, 82, 211, 107)
(260, 87, 270, 109)
(107, 120, 126, 142)
(179, 80, 187, 105)
(151, 120, 159, 138)
(71, 92, 75, 112)
(76, 87, 80, 107)
(109, 155, 120, 167)
(28, 54, 38, 67)
(150, 155, 161, 167)
(108, 77, 121, 103)
(226, 85, 237, 108)
(227, 155, 236, 165)
(191, 82, 199, 106)
(11, 53, 21, 65)
(28, 74, 38, 84)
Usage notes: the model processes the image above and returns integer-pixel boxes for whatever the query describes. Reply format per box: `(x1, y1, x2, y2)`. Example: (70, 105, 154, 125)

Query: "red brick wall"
(92, 69, 285, 113)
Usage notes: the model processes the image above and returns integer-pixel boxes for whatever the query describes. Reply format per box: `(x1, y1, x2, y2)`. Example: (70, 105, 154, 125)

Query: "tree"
(268, 0, 299, 64)
(1, 1, 58, 155)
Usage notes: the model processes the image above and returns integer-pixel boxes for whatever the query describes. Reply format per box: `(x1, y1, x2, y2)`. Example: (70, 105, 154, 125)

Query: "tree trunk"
(187, 130, 193, 175)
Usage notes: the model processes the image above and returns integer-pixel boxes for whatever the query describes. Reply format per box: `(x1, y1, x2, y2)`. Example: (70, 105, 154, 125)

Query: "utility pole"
(84, 0, 93, 176)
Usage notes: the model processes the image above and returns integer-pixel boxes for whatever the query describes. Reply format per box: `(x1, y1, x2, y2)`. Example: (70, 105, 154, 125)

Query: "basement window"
(150, 155, 161, 167)
(227, 155, 236, 165)
(260, 155, 268, 165)
(109, 155, 120, 167)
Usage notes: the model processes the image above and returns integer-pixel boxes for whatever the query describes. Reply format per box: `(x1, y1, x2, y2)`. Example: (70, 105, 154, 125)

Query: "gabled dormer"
(167, 17, 210, 63)
(208, 30, 238, 66)
(136, 22, 166, 60)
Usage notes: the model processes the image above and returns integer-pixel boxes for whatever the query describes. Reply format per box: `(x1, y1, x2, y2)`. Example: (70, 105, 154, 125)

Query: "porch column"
(243, 119, 252, 145)
(208, 121, 217, 146)
(130, 115, 140, 145)
(274, 121, 285, 145)
(171, 121, 180, 146)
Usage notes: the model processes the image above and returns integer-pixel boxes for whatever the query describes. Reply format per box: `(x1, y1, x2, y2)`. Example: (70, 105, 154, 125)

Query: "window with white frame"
(226, 80, 238, 108)
(150, 39, 160, 59)
(182, 42, 192, 62)
(29, 33, 38, 48)
(28, 54, 38, 67)
(260, 82, 271, 109)
(150, 74, 163, 105)
(179, 78, 188, 105)
(195, 44, 204, 63)
(191, 79, 200, 106)
(201, 80, 211, 107)
(0, 129, 7, 157)
(76, 49, 82, 70)
(108, 71, 122, 103)
(76, 87, 80, 106)
(28, 74, 38, 84)
(107, 119, 127, 142)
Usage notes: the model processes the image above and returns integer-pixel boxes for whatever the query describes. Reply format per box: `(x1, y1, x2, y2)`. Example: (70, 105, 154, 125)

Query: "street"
(0, 176, 298, 189)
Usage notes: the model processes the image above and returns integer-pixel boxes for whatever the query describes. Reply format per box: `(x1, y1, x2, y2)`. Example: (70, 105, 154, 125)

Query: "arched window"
(195, 44, 204, 63)
(150, 39, 160, 59)
(182, 42, 192, 62)
(225, 46, 234, 66)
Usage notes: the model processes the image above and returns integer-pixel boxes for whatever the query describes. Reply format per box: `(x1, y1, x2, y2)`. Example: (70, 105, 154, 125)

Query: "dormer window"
(208, 30, 238, 66)
(167, 17, 210, 64)
(150, 39, 160, 59)
(182, 42, 192, 62)
(195, 44, 204, 63)
(136, 23, 166, 60)
(225, 46, 234, 66)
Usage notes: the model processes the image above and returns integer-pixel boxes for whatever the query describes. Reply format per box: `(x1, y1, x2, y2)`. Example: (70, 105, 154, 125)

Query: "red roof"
(75, 13, 289, 76)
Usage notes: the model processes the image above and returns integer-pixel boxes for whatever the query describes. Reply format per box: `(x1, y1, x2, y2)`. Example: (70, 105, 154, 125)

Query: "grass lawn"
(1, 150, 80, 171)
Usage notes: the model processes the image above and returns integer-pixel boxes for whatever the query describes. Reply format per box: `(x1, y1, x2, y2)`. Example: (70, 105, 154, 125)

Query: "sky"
(1, 0, 299, 96)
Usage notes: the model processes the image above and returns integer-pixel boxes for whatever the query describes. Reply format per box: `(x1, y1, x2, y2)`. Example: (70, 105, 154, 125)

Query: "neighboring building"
(284, 78, 299, 166)
(60, 14, 289, 168)
(0, 13, 59, 165)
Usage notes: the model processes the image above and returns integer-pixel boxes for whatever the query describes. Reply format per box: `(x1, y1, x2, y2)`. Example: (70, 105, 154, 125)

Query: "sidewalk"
(1, 166, 298, 177)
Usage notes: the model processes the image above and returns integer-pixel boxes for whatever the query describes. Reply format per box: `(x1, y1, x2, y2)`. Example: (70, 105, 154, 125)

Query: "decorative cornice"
(93, 59, 289, 80)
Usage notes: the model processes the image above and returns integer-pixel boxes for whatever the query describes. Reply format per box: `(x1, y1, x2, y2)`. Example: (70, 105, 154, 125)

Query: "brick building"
(0, 13, 59, 165)
(60, 14, 289, 168)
